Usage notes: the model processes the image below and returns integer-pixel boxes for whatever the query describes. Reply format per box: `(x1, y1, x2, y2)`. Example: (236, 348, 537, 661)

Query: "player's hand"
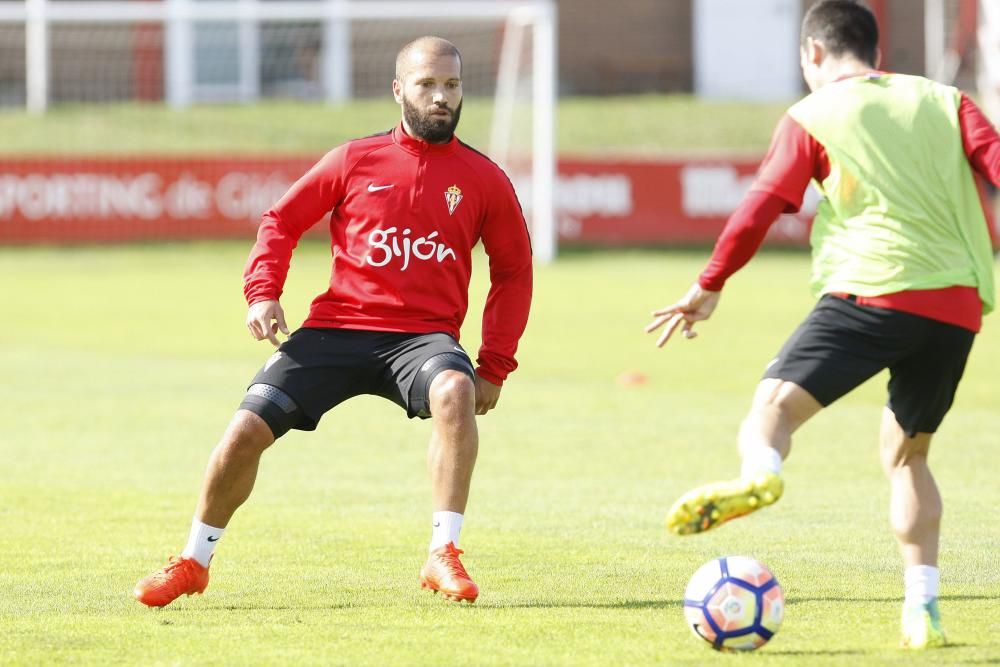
(246, 299, 290, 347)
(645, 283, 721, 348)
(474, 374, 502, 415)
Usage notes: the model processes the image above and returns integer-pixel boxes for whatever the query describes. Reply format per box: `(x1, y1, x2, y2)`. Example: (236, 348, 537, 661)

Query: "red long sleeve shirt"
(700, 82, 1000, 333)
(244, 124, 533, 385)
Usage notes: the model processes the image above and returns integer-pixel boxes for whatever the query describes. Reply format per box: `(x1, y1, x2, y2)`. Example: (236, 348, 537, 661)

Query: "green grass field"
(2, 243, 998, 665)
(0, 96, 787, 155)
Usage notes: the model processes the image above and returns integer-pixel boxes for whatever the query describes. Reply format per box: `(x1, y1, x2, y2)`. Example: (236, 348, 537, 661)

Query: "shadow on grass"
(767, 641, 980, 658)
(483, 598, 683, 610)
(490, 593, 997, 610)
(788, 594, 996, 604)
(766, 649, 865, 657)
(207, 604, 358, 611)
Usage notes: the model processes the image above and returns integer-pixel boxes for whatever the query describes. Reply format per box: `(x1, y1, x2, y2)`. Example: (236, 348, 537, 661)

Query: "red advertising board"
(1, 155, 996, 246)
(544, 157, 997, 248)
(0, 157, 313, 243)
(537, 156, 817, 246)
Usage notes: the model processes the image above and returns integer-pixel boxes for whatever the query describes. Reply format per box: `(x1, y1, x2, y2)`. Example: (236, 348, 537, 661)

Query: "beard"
(402, 96, 462, 143)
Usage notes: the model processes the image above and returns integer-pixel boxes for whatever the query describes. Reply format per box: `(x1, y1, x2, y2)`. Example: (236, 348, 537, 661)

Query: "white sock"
(904, 565, 940, 605)
(429, 511, 463, 551)
(740, 445, 783, 480)
(180, 517, 224, 568)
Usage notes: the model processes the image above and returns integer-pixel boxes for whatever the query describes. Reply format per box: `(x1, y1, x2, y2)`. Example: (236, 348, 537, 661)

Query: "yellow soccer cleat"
(901, 599, 947, 649)
(666, 473, 784, 536)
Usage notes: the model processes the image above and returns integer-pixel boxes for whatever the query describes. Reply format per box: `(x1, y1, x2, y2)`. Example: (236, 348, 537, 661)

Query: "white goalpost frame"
(924, 0, 953, 82)
(5, 0, 559, 262)
(924, 0, 985, 86)
(23, 0, 47, 114)
(978, 0, 1000, 124)
(489, 12, 527, 178)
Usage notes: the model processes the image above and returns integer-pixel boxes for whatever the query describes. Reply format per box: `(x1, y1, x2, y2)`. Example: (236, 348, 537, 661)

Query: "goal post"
(924, 0, 978, 85)
(485, 3, 557, 263)
(978, 0, 1000, 124)
(5, 0, 558, 261)
(924, 0, 1000, 124)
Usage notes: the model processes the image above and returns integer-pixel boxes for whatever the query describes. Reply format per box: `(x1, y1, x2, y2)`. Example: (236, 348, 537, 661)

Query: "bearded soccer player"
(134, 36, 532, 607)
(646, 0, 997, 650)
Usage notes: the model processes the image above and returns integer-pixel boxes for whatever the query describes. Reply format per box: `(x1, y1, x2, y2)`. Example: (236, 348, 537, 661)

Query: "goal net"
(0, 0, 556, 260)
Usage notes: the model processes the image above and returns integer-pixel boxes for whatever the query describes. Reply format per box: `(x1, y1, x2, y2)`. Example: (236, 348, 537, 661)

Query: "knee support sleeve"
(238, 383, 302, 439)
(409, 352, 476, 419)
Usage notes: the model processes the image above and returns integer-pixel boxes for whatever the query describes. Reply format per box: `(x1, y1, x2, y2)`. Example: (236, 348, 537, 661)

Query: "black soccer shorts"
(763, 294, 975, 437)
(238, 328, 476, 438)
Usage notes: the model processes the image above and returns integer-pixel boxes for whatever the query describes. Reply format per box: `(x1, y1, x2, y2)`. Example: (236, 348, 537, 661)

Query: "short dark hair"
(801, 0, 879, 66)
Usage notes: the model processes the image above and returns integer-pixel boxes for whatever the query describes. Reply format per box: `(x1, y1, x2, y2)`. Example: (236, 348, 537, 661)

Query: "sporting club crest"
(444, 184, 463, 216)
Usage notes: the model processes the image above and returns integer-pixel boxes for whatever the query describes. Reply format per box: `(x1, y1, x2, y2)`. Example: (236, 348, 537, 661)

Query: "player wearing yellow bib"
(646, 0, 999, 650)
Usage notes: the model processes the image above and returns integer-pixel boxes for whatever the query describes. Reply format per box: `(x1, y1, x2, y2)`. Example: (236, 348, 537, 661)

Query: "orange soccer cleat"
(419, 542, 479, 603)
(133, 556, 210, 608)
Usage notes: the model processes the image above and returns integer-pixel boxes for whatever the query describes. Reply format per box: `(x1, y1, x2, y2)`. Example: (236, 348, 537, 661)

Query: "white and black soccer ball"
(683, 555, 784, 652)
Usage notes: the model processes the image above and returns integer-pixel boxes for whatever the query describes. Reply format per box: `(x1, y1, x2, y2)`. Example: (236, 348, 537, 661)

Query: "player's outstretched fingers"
(655, 312, 685, 347)
(645, 306, 680, 334)
(645, 315, 668, 334)
(265, 322, 281, 347)
(651, 302, 685, 317)
(247, 320, 263, 341)
(275, 308, 290, 336)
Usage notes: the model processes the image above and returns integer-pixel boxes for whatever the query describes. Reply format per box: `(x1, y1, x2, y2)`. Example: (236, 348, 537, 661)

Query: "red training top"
(244, 123, 533, 385)
(700, 79, 1000, 333)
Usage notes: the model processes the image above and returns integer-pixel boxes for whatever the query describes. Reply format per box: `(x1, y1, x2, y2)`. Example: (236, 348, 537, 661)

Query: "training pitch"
(1, 243, 997, 665)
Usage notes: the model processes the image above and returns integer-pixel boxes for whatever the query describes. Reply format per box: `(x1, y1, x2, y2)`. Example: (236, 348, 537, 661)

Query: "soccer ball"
(683, 555, 784, 652)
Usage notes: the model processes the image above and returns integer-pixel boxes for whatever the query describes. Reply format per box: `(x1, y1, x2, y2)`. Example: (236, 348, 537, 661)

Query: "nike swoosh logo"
(207, 536, 220, 542)
(432, 521, 441, 528)
(368, 183, 394, 192)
